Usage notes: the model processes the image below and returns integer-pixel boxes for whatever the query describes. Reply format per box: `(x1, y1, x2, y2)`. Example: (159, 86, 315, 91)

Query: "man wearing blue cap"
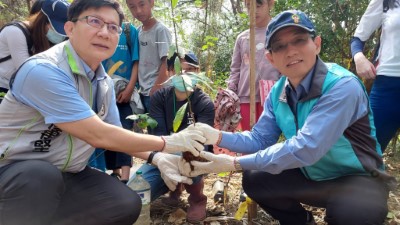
(185, 10, 393, 225)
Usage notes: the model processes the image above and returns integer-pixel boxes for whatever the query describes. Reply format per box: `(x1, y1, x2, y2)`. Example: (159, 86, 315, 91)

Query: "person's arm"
(150, 26, 171, 95)
(226, 34, 243, 92)
(187, 77, 371, 176)
(57, 115, 165, 154)
(237, 77, 369, 173)
(351, 0, 382, 79)
(3, 25, 31, 68)
(11, 60, 205, 156)
(117, 25, 140, 103)
(351, 38, 376, 79)
(150, 56, 168, 95)
(117, 61, 138, 103)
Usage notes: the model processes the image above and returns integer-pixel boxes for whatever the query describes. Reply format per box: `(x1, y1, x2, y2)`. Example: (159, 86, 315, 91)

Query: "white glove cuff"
(152, 152, 163, 166)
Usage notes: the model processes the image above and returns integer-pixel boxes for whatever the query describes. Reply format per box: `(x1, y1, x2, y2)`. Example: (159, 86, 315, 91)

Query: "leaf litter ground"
(134, 150, 400, 225)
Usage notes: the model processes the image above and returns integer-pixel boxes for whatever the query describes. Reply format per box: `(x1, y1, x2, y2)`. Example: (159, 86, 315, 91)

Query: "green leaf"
(181, 75, 194, 91)
(138, 120, 147, 129)
(168, 45, 176, 59)
(171, 0, 178, 9)
(126, 114, 139, 120)
(126, 113, 158, 130)
(174, 56, 181, 74)
(217, 172, 230, 177)
(147, 117, 158, 129)
(173, 102, 188, 132)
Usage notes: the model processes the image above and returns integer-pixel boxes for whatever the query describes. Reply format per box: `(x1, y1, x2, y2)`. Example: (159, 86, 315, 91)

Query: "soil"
(145, 150, 400, 225)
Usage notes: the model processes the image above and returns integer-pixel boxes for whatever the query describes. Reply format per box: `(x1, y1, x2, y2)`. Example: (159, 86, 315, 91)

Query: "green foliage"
(126, 114, 158, 130)
(173, 102, 188, 132)
(273, 0, 373, 71)
(0, 0, 29, 26)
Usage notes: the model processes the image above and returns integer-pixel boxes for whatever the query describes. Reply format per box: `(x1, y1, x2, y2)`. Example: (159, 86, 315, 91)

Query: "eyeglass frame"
(267, 32, 316, 53)
(71, 15, 123, 35)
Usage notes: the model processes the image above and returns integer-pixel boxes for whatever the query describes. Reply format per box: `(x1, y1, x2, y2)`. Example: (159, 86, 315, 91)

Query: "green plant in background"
(126, 114, 158, 133)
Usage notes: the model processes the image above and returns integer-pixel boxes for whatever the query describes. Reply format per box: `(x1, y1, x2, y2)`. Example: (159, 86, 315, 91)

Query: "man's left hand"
(152, 153, 193, 191)
(189, 151, 237, 177)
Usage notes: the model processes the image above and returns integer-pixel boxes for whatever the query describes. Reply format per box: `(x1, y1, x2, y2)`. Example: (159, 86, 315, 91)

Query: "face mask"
(46, 28, 65, 44)
(171, 75, 198, 92)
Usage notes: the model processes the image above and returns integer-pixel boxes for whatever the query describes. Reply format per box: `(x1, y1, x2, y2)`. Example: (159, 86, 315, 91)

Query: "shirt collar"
(284, 65, 315, 101)
(64, 40, 107, 82)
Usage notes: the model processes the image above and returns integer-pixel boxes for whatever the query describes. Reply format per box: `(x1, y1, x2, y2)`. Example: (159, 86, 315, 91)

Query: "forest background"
(0, 0, 379, 89)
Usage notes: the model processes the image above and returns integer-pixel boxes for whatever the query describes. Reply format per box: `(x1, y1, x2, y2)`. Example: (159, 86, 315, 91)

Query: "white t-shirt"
(354, 0, 400, 77)
(0, 24, 31, 89)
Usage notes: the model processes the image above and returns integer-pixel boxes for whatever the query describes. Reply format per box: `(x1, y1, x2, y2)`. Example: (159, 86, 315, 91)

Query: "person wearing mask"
(135, 52, 214, 223)
(0, 0, 69, 102)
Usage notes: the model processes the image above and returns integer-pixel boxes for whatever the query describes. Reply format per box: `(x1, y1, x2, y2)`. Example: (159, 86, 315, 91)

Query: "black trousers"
(243, 169, 389, 225)
(0, 160, 141, 225)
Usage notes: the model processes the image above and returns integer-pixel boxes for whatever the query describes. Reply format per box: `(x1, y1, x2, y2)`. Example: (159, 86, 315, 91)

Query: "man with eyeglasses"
(0, 0, 204, 225)
(184, 10, 394, 225)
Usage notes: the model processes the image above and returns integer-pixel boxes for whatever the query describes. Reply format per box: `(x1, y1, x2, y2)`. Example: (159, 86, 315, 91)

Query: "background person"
(226, 0, 280, 131)
(134, 52, 215, 223)
(126, 0, 172, 112)
(350, 0, 400, 152)
(0, 0, 69, 103)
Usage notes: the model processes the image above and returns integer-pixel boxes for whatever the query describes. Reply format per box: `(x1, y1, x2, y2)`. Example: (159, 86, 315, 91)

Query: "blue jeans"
(140, 94, 151, 113)
(370, 75, 400, 152)
(133, 162, 202, 201)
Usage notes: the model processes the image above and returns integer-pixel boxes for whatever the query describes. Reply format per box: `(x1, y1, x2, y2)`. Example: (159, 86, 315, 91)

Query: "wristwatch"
(234, 157, 242, 171)
(147, 151, 159, 165)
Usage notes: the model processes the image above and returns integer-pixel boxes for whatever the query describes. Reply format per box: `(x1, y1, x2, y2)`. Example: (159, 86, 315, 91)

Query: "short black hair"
(167, 52, 178, 71)
(68, 0, 125, 26)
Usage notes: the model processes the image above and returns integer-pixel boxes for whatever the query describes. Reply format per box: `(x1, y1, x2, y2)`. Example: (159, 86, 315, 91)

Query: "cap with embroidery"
(41, 0, 70, 36)
(265, 10, 315, 50)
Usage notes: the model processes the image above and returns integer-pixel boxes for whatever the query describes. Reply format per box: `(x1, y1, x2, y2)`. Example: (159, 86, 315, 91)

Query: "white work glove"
(189, 151, 237, 177)
(152, 153, 193, 191)
(187, 122, 221, 145)
(162, 127, 206, 157)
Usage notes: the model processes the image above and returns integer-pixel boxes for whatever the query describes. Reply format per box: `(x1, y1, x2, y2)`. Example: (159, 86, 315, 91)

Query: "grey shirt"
(137, 21, 171, 96)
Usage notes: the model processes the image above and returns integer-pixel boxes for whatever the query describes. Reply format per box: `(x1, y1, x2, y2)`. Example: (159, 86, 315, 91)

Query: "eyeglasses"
(268, 34, 315, 53)
(72, 15, 122, 35)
